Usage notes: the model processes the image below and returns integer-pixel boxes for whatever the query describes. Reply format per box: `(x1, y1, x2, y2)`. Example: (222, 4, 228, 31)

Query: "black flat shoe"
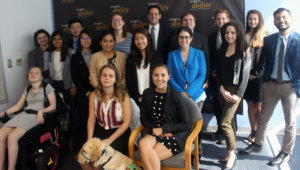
(222, 155, 237, 170)
(218, 157, 227, 163)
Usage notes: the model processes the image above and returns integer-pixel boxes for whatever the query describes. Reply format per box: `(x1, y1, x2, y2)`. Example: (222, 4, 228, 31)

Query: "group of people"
(0, 4, 299, 170)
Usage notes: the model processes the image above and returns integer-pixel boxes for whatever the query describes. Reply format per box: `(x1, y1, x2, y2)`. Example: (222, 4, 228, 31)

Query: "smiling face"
(215, 12, 230, 30)
(152, 66, 170, 91)
(100, 34, 115, 52)
(36, 33, 49, 47)
(52, 34, 63, 50)
(70, 22, 83, 38)
(134, 33, 148, 51)
(274, 10, 293, 33)
(178, 30, 192, 49)
(100, 67, 116, 88)
(182, 14, 196, 32)
(225, 25, 237, 44)
(147, 7, 161, 26)
(28, 67, 43, 83)
(111, 14, 125, 31)
(80, 33, 91, 50)
(247, 13, 259, 30)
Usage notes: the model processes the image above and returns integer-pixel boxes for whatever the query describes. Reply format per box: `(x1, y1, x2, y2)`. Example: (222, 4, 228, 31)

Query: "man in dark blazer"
(67, 18, 84, 51)
(240, 8, 300, 166)
(145, 5, 172, 63)
(207, 9, 231, 143)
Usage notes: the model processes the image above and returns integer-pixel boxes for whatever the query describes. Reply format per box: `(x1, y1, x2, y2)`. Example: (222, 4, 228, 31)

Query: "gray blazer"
(43, 49, 75, 89)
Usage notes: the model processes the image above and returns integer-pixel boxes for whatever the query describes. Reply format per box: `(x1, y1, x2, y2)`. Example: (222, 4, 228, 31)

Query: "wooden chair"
(128, 96, 203, 170)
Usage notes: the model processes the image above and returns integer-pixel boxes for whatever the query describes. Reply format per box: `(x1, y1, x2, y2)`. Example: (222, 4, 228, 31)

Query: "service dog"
(77, 138, 140, 170)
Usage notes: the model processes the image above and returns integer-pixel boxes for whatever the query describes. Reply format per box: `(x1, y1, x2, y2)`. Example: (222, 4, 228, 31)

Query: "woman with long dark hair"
(126, 27, 163, 106)
(216, 21, 251, 169)
(243, 10, 268, 145)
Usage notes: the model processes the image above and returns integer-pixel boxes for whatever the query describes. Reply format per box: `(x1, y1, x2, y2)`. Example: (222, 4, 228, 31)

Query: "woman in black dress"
(243, 10, 268, 145)
(139, 64, 190, 170)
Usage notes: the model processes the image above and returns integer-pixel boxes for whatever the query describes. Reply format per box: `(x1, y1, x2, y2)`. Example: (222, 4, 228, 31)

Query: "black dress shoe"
(216, 135, 225, 145)
(239, 143, 262, 155)
(209, 131, 221, 140)
(268, 151, 290, 166)
(221, 155, 237, 170)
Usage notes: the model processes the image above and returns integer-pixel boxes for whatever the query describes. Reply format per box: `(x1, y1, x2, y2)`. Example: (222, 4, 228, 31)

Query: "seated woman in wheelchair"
(80, 64, 131, 170)
(0, 66, 56, 170)
(139, 64, 190, 170)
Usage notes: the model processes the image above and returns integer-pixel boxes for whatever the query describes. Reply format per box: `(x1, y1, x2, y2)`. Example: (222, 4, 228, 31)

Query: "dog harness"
(96, 145, 116, 169)
(80, 151, 91, 161)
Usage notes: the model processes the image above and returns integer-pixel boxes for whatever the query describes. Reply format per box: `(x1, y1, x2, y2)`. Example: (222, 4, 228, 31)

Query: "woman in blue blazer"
(167, 27, 206, 105)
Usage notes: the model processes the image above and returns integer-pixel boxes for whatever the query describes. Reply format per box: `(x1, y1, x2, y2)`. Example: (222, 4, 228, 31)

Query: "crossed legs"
(139, 135, 173, 170)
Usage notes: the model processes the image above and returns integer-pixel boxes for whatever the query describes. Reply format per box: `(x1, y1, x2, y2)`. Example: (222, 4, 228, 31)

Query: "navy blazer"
(167, 47, 206, 101)
(261, 31, 300, 97)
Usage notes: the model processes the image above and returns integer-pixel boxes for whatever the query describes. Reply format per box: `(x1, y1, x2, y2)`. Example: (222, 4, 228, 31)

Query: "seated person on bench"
(0, 66, 56, 170)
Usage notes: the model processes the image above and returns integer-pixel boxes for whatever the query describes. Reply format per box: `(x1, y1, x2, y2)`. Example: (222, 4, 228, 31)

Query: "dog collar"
(99, 150, 116, 169)
(81, 150, 91, 161)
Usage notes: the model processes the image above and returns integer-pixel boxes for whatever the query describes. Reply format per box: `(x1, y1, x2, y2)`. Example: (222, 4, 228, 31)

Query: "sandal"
(243, 131, 256, 145)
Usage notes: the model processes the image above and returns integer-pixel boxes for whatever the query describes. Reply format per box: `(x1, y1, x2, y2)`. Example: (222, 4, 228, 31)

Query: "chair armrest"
(183, 118, 203, 169)
(129, 125, 144, 159)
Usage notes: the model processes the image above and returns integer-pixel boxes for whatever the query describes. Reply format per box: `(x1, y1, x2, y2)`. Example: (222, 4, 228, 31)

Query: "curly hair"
(109, 13, 128, 38)
(221, 21, 248, 57)
(33, 29, 50, 47)
(95, 65, 126, 102)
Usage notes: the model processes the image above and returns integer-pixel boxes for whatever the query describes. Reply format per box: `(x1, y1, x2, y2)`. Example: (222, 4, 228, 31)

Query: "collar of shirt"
(149, 23, 160, 32)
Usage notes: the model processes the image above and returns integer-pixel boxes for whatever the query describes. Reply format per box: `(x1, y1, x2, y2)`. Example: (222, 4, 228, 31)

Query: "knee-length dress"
(5, 84, 54, 131)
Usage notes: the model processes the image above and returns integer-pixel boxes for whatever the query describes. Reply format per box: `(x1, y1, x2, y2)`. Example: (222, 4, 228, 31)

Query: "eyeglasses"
(178, 36, 191, 40)
(112, 18, 122, 23)
(81, 37, 91, 41)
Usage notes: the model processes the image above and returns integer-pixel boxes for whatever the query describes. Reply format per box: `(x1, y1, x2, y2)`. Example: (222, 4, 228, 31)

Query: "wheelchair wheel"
(36, 145, 59, 170)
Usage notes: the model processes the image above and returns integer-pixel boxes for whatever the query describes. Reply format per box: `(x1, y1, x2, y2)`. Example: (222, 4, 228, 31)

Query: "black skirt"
(243, 77, 263, 102)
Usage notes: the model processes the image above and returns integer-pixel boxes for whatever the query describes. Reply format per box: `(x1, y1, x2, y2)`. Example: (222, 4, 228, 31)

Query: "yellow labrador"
(77, 138, 140, 170)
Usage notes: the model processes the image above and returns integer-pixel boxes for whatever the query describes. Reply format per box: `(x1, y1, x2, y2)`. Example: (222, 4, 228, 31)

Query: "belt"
(270, 79, 291, 85)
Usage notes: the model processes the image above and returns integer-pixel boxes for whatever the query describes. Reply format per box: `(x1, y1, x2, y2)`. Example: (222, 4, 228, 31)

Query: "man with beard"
(239, 8, 300, 166)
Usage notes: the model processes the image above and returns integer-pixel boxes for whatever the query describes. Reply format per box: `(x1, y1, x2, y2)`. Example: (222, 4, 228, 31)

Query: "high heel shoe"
(222, 154, 237, 170)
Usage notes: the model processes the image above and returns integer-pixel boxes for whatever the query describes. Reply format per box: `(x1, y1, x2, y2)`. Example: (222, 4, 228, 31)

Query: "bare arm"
(36, 92, 56, 124)
(103, 94, 132, 145)
(0, 94, 26, 117)
(87, 91, 96, 140)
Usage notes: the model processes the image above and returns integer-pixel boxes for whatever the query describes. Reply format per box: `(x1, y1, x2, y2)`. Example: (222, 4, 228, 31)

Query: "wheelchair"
(0, 92, 69, 170)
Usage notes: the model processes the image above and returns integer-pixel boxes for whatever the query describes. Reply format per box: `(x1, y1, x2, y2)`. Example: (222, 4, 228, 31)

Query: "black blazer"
(250, 47, 264, 77)
(208, 31, 218, 75)
(140, 87, 190, 151)
(70, 52, 94, 96)
(169, 31, 210, 81)
(125, 52, 163, 105)
(145, 24, 172, 63)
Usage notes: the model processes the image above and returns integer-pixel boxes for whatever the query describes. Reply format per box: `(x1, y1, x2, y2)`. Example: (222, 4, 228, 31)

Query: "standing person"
(68, 18, 84, 51)
(125, 27, 163, 106)
(243, 10, 268, 145)
(28, 29, 50, 69)
(216, 21, 251, 170)
(139, 64, 190, 170)
(89, 31, 126, 88)
(43, 30, 75, 102)
(207, 9, 231, 142)
(109, 13, 132, 56)
(70, 30, 95, 149)
(169, 13, 210, 85)
(79, 65, 131, 170)
(240, 8, 300, 166)
(167, 26, 206, 158)
(0, 67, 56, 170)
(146, 5, 172, 63)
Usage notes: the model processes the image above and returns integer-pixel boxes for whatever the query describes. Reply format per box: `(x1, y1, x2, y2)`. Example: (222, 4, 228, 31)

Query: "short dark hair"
(177, 27, 193, 37)
(152, 64, 170, 76)
(180, 13, 196, 23)
(273, 8, 292, 17)
(68, 18, 83, 27)
(77, 30, 94, 53)
(147, 5, 161, 14)
(34, 29, 50, 47)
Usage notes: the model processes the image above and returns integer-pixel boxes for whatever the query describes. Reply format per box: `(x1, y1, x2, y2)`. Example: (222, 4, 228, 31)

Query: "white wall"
(0, 0, 53, 111)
